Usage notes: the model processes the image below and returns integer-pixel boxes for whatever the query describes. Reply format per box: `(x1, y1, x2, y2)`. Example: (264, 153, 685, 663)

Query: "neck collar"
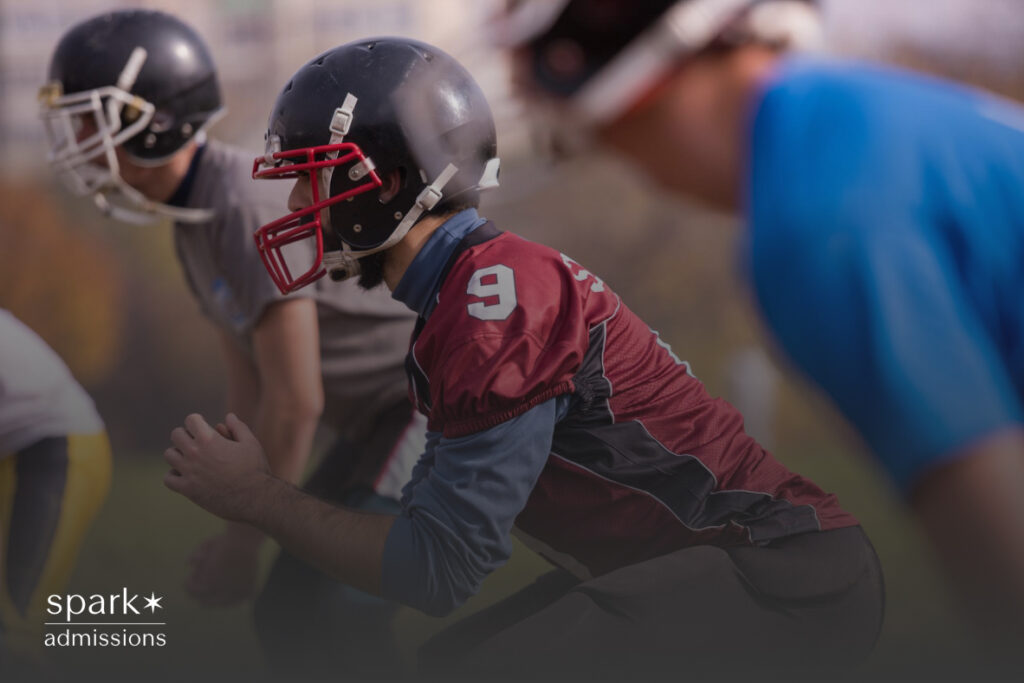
(391, 208, 487, 318)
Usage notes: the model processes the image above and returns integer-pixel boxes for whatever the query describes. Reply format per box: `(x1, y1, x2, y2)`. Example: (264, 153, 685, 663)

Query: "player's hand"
(163, 413, 273, 524)
(185, 529, 261, 607)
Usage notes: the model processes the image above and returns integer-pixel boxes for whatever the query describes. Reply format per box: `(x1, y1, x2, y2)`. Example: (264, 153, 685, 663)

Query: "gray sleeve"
(172, 230, 215, 321)
(213, 198, 315, 336)
(380, 395, 570, 617)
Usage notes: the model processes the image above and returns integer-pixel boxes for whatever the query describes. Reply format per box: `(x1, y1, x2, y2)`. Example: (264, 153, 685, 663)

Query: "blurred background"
(1, 0, 1022, 680)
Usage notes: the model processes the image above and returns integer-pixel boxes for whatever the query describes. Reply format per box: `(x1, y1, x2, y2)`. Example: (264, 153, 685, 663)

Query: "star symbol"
(144, 593, 163, 613)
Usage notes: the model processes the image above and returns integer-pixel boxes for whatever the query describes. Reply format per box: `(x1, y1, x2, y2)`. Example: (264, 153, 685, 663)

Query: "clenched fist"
(164, 413, 274, 524)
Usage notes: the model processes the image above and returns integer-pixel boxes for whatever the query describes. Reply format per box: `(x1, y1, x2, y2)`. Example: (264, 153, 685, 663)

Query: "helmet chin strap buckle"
(323, 92, 360, 194)
(329, 93, 359, 140)
(415, 184, 443, 212)
(414, 163, 460, 212)
(117, 47, 148, 92)
(323, 249, 361, 282)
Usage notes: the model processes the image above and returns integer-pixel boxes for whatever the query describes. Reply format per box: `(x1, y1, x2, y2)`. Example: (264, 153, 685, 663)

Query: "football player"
(0, 310, 110, 667)
(162, 37, 885, 678)
(505, 0, 1024, 639)
(40, 10, 422, 676)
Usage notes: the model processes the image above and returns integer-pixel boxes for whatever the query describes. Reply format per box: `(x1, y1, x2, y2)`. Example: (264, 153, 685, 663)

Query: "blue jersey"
(747, 57, 1024, 492)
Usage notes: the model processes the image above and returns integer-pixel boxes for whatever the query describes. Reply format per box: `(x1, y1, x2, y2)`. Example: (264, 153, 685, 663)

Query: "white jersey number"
(467, 265, 517, 321)
(560, 253, 605, 293)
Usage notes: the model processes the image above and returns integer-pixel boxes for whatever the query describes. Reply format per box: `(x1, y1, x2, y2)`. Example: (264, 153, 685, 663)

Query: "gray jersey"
(172, 140, 416, 442)
(0, 310, 104, 456)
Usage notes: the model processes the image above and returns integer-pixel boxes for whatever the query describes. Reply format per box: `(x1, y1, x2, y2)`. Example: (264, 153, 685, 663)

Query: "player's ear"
(378, 168, 404, 204)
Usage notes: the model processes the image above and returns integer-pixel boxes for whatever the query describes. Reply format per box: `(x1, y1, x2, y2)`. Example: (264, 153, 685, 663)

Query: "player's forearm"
(250, 475, 394, 596)
(225, 380, 258, 427)
(220, 341, 270, 546)
(913, 428, 1024, 640)
(220, 331, 260, 425)
(221, 393, 319, 547)
(252, 396, 319, 485)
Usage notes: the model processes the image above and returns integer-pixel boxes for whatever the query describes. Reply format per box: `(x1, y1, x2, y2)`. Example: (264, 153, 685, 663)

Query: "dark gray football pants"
(421, 525, 885, 683)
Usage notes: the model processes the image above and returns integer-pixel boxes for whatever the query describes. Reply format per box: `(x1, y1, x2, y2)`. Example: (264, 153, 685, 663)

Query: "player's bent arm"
(248, 398, 560, 615)
(754, 216, 1024, 635)
(380, 397, 565, 617)
(165, 412, 389, 595)
(912, 428, 1024, 637)
(215, 330, 266, 550)
(210, 301, 322, 554)
(249, 297, 324, 486)
(165, 399, 562, 611)
(219, 329, 260, 425)
(252, 476, 397, 597)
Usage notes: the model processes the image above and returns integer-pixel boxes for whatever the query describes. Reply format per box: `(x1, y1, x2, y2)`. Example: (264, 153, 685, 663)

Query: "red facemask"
(251, 142, 382, 294)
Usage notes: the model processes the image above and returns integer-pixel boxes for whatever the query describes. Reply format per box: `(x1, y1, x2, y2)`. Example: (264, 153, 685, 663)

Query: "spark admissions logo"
(44, 589, 167, 648)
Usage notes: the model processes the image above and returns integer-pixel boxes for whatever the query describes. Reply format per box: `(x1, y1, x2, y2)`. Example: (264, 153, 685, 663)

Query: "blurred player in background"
(39, 10, 421, 677)
(162, 37, 884, 680)
(505, 0, 1024, 642)
(0, 309, 111, 671)
(824, 0, 1024, 101)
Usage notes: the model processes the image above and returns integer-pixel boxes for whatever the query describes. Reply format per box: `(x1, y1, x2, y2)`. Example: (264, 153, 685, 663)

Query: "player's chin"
(356, 251, 387, 291)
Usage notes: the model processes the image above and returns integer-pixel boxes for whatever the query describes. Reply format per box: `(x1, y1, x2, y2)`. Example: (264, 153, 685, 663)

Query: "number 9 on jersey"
(467, 265, 517, 321)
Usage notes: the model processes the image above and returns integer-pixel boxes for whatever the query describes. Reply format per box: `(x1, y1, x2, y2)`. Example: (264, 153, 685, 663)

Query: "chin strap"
(322, 162, 461, 280)
(107, 47, 147, 127)
(322, 93, 359, 192)
(93, 184, 215, 225)
(315, 92, 502, 282)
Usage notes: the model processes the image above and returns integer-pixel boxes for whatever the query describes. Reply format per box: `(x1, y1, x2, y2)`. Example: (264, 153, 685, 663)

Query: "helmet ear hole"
(149, 110, 174, 133)
(378, 167, 405, 204)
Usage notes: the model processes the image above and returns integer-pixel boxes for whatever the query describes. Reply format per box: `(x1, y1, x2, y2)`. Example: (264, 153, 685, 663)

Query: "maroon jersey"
(407, 229, 858, 578)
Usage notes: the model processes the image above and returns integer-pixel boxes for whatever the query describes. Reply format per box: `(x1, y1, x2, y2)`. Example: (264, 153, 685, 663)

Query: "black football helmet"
(252, 37, 500, 293)
(40, 9, 224, 223)
(502, 0, 820, 125)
